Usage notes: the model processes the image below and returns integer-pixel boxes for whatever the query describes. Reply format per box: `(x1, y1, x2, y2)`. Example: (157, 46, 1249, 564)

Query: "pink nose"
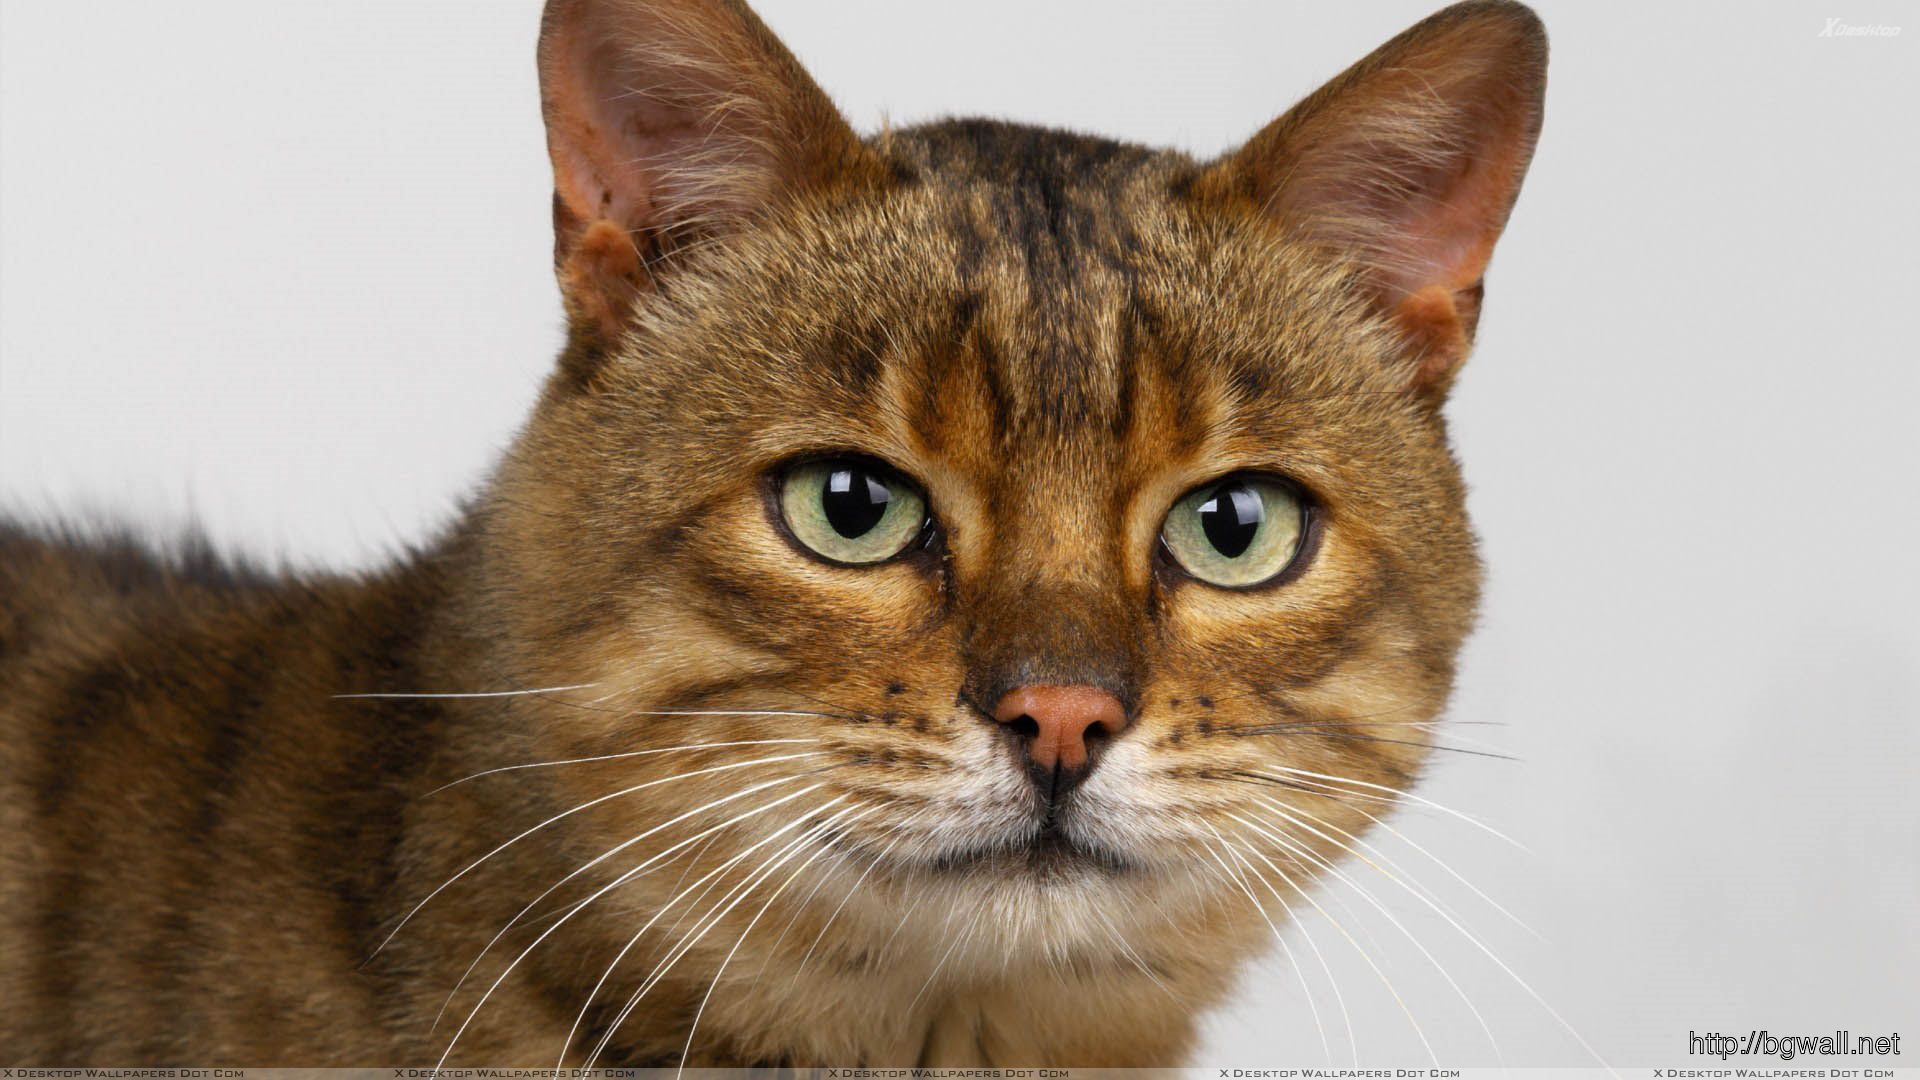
(992, 684, 1130, 773)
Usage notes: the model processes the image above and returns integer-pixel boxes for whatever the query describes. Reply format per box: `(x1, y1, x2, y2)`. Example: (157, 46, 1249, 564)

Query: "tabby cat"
(0, 0, 1545, 1065)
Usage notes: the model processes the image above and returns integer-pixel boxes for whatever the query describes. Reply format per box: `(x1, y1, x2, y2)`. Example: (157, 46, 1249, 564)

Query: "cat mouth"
(924, 821, 1135, 879)
(821, 809, 1139, 880)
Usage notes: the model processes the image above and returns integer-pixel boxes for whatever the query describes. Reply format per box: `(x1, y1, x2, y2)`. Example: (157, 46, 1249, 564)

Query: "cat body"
(0, 0, 1545, 1065)
(0, 524, 1228, 1063)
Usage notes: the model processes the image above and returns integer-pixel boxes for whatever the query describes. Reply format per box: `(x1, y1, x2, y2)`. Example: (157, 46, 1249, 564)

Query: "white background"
(3, 0, 1916, 1067)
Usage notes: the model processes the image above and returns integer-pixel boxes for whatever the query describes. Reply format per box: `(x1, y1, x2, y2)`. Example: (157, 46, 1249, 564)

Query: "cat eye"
(778, 458, 929, 566)
(1160, 475, 1309, 589)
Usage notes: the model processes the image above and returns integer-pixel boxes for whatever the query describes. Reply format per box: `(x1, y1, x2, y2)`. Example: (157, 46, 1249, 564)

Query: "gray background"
(2, 0, 1915, 1067)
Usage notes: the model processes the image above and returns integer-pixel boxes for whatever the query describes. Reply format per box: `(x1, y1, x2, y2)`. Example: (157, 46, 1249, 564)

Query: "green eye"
(1161, 475, 1308, 588)
(779, 458, 928, 565)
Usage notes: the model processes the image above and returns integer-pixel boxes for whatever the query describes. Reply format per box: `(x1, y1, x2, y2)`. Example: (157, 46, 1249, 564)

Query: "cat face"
(477, 0, 1541, 967)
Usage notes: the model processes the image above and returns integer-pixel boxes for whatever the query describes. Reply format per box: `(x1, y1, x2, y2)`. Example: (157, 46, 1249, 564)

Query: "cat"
(0, 0, 1545, 1066)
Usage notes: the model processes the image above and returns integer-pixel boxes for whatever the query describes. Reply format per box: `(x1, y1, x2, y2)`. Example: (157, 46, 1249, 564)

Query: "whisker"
(426, 737, 820, 796)
(1251, 766, 1528, 851)
(1231, 809, 1497, 1064)
(1221, 823, 1438, 1064)
(1225, 718, 1506, 733)
(1308, 799, 1539, 939)
(376, 750, 826, 957)
(1216, 824, 1422, 1066)
(790, 832, 902, 988)
(1191, 825, 1334, 1064)
(1201, 823, 1356, 1064)
(334, 683, 599, 700)
(676, 803, 881, 1076)
(1087, 905, 1178, 1000)
(572, 795, 859, 1067)
(492, 835, 708, 938)
(1255, 795, 1478, 934)
(903, 901, 986, 1015)
(1265, 839, 1395, 972)
(438, 782, 834, 1075)
(1247, 802, 1612, 1073)
(1213, 771, 1407, 813)
(746, 831, 871, 987)
(1227, 724, 1518, 761)
(872, 870, 924, 968)
(585, 799, 854, 1070)
(431, 772, 822, 1031)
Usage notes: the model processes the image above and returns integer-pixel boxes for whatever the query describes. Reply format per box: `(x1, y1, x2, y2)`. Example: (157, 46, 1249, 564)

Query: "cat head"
(473, 0, 1543, 969)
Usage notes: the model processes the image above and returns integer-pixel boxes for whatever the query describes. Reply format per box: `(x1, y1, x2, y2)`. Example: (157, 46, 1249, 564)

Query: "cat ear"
(537, 0, 881, 378)
(1198, 0, 1546, 399)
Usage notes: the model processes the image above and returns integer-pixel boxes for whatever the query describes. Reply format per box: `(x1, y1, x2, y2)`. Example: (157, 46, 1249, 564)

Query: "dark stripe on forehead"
(886, 120, 1185, 439)
(1112, 309, 1141, 441)
(971, 329, 1017, 446)
(947, 197, 988, 294)
(949, 209, 1125, 439)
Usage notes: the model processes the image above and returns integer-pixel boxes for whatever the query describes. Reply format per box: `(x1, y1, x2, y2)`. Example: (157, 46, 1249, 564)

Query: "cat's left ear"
(1197, 0, 1547, 399)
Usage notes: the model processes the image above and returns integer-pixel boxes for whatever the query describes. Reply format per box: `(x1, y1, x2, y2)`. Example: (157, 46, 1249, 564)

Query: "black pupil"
(1198, 481, 1264, 558)
(821, 466, 892, 539)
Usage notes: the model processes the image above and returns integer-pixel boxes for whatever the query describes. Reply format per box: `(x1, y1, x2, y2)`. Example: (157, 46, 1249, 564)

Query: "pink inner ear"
(1212, 4, 1546, 393)
(535, 0, 881, 373)
(1278, 141, 1507, 383)
(1369, 176, 1509, 384)
(539, 0, 873, 262)
(543, 25, 709, 239)
(1374, 130, 1535, 305)
(1280, 66, 1535, 309)
(1370, 121, 1536, 385)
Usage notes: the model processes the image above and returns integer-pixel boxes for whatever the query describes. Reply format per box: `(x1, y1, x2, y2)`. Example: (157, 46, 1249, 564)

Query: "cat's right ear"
(538, 0, 882, 384)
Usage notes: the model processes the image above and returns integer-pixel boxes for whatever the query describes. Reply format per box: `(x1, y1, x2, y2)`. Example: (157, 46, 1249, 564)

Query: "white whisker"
(1253, 766, 1528, 851)
(1258, 796, 1477, 933)
(439, 783, 832, 1074)
(1287, 796, 1538, 939)
(1202, 822, 1356, 1064)
(790, 832, 901, 988)
(1194, 824, 1335, 1063)
(1087, 887, 1180, 1001)
(746, 833, 865, 987)
(904, 900, 986, 1015)
(585, 798, 852, 1070)
(1215, 820, 1436, 1065)
(334, 683, 599, 700)
(432, 772, 820, 1031)
(676, 803, 880, 1075)
(1247, 802, 1612, 1073)
(1232, 809, 1492, 1063)
(378, 751, 825, 956)
(426, 737, 819, 796)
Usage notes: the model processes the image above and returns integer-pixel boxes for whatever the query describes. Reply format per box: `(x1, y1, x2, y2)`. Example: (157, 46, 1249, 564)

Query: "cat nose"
(992, 684, 1130, 788)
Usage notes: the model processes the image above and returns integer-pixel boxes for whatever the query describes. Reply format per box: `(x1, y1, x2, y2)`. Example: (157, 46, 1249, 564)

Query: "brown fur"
(0, 0, 1545, 1065)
